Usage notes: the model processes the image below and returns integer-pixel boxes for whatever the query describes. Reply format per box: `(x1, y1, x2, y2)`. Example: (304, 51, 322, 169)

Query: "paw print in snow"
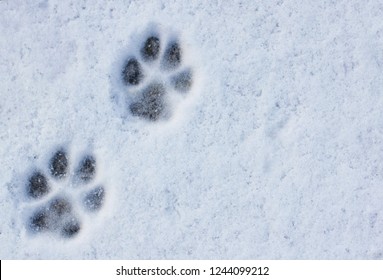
(25, 148, 106, 239)
(120, 30, 194, 121)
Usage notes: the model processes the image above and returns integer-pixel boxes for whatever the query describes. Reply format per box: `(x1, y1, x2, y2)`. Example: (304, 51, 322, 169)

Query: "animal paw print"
(25, 148, 106, 239)
(120, 31, 193, 121)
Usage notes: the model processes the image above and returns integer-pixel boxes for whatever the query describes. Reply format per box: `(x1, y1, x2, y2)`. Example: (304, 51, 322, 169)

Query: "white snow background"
(1, 0, 383, 259)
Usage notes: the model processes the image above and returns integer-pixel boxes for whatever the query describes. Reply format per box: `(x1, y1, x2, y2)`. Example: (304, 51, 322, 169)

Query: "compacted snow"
(1, 0, 383, 259)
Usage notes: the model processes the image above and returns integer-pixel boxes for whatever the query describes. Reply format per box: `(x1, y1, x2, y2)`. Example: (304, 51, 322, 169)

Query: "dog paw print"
(25, 148, 106, 239)
(120, 30, 194, 121)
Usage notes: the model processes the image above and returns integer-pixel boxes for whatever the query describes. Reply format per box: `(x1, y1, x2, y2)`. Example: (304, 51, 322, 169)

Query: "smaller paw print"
(25, 148, 106, 239)
(120, 29, 194, 121)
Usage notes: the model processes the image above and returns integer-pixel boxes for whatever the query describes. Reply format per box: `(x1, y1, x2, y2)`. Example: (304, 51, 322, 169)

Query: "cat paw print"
(119, 29, 194, 121)
(24, 148, 106, 239)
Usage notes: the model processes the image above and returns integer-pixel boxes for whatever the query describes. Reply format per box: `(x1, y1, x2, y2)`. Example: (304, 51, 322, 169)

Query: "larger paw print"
(25, 148, 106, 239)
(121, 31, 193, 121)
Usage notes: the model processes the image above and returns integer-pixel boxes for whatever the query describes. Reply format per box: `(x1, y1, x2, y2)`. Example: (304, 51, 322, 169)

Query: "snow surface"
(1, 0, 383, 259)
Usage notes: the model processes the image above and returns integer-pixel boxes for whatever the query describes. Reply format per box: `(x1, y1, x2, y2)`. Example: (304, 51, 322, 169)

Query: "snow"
(1, 0, 383, 259)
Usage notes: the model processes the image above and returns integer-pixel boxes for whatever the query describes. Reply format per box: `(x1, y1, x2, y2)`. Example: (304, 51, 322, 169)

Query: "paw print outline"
(24, 147, 106, 239)
(120, 27, 194, 121)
